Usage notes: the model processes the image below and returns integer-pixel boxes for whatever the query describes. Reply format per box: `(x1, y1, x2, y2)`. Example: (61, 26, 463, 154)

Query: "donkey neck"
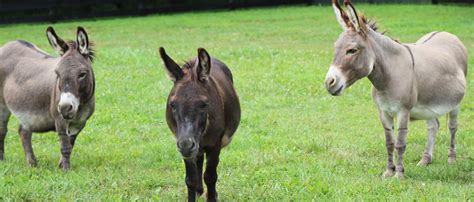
(366, 29, 414, 92)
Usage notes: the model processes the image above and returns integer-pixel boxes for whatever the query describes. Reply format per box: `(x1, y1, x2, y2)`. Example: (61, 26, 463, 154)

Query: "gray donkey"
(0, 27, 95, 170)
(325, 0, 467, 178)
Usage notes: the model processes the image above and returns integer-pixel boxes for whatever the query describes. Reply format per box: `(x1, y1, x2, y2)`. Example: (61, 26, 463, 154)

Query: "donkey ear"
(332, 0, 350, 30)
(159, 47, 183, 82)
(344, 0, 361, 32)
(46, 26, 68, 55)
(76, 27, 90, 55)
(197, 48, 211, 82)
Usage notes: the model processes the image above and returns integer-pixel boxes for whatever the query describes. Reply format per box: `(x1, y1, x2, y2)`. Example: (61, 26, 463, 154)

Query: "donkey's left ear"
(76, 27, 90, 56)
(344, 0, 361, 32)
(197, 48, 211, 82)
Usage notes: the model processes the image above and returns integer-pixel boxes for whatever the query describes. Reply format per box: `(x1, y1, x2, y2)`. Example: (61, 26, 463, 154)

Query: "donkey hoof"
(382, 169, 395, 178)
(417, 158, 431, 166)
(27, 158, 38, 167)
(58, 161, 70, 170)
(394, 172, 404, 179)
(448, 153, 456, 164)
(0, 153, 4, 161)
(197, 187, 204, 196)
(204, 191, 218, 202)
(448, 157, 456, 164)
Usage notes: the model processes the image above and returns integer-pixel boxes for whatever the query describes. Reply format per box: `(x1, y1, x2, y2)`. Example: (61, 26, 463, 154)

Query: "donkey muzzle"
(177, 137, 198, 159)
(58, 92, 79, 120)
(325, 65, 345, 96)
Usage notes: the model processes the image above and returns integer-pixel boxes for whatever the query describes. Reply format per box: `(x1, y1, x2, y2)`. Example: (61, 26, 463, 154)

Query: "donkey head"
(325, 0, 376, 96)
(160, 47, 212, 159)
(46, 27, 94, 120)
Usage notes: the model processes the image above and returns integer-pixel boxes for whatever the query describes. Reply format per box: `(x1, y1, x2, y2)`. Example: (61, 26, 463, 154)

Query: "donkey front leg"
(378, 111, 395, 178)
(18, 125, 37, 167)
(55, 121, 74, 170)
(417, 118, 439, 166)
(184, 158, 199, 202)
(204, 148, 220, 202)
(395, 110, 410, 179)
(57, 132, 73, 170)
(196, 153, 205, 196)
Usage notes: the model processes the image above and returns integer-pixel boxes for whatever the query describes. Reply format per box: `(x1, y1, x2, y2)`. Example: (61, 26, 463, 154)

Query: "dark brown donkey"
(159, 47, 240, 201)
(0, 27, 95, 170)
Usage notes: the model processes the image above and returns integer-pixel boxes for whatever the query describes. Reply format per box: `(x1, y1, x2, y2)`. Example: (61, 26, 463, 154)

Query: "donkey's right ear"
(46, 27, 69, 55)
(159, 47, 183, 82)
(332, 0, 350, 30)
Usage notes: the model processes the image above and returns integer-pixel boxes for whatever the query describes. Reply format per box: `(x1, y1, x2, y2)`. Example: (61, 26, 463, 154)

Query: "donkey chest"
(374, 96, 402, 117)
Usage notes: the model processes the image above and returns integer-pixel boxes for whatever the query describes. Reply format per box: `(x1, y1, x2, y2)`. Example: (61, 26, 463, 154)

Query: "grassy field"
(0, 4, 473, 200)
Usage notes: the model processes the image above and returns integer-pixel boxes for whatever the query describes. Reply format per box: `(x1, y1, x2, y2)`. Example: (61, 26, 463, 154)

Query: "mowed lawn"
(0, 4, 473, 200)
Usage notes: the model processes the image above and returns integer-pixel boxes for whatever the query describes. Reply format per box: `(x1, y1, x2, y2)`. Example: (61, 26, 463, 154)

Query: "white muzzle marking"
(326, 65, 346, 85)
(58, 92, 80, 113)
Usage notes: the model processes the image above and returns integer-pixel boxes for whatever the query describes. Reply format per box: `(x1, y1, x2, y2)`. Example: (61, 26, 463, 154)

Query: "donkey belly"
(410, 103, 456, 120)
(10, 110, 55, 132)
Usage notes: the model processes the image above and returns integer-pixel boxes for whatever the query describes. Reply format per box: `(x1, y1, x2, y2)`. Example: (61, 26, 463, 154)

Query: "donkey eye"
(78, 72, 87, 80)
(346, 48, 358, 55)
(198, 102, 208, 109)
(169, 101, 177, 109)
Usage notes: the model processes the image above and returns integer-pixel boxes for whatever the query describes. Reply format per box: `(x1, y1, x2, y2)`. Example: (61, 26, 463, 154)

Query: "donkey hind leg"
(18, 125, 37, 167)
(417, 118, 439, 166)
(448, 108, 459, 164)
(204, 148, 220, 202)
(0, 105, 11, 160)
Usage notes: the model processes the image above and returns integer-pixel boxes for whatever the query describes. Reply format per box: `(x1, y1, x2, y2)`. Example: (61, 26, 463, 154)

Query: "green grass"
(0, 4, 473, 200)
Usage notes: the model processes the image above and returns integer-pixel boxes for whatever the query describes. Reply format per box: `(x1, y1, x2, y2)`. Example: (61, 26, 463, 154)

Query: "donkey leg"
(0, 126, 6, 161)
(184, 158, 198, 202)
(57, 134, 80, 170)
(0, 107, 10, 161)
(18, 125, 37, 167)
(57, 133, 73, 170)
(417, 118, 439, 166)
(379, 111, 395, 178)
(394, 111, 410, 179)
(69, 134, 78, 148)
(448, 108, 459, 164)
(196, 152, 205, 196)
(204, 148, 220, 202)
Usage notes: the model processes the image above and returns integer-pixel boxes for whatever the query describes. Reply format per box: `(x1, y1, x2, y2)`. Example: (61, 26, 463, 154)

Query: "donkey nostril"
(326, 77, 337, 87)
(67, 105, 73, 112)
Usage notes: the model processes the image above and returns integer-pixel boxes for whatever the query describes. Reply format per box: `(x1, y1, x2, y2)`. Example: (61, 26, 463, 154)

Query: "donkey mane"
(359, 14, 403, 43)
(66, 40, 95, 62)
(360, 14, 378, 32)
(182, 60, 195, 70)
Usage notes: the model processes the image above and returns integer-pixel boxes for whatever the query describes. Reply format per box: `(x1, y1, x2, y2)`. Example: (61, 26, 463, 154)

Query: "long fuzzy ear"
(332, 0, 350, 30)
(159, 47, 183, 82)
(344, 0, 361, 32)
(197, 48, 211, 82)
(76, 27, 90, 56)
(46, 27, 68, 55)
